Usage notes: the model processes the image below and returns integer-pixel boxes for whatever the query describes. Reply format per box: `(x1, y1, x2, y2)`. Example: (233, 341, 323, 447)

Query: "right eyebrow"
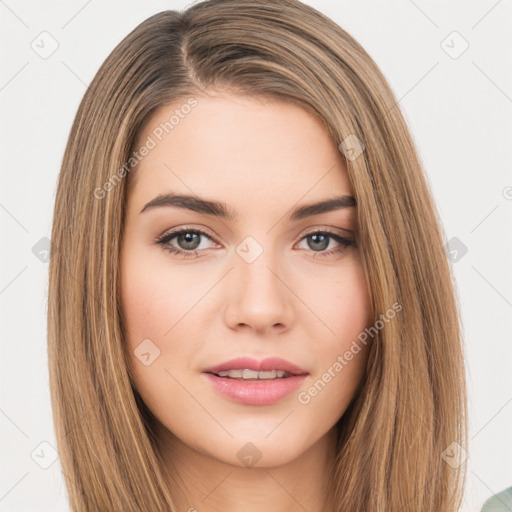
(140, 193, 236, 219)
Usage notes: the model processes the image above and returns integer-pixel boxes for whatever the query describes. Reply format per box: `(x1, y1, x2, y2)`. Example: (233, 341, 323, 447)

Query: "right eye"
(154, 227, 221, 259)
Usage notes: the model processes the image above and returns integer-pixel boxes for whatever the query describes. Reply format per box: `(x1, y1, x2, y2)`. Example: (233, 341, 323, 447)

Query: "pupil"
(309, 234, 328, 251)
(178, 232, 200, 250)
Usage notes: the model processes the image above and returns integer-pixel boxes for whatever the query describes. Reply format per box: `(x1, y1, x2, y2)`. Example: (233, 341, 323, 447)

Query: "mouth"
(212, 369, 297, 380)
(202, 357, 308, 406)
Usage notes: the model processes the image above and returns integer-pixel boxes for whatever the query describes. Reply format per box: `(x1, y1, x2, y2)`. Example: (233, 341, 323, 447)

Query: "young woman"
(47, 1, 468, 510)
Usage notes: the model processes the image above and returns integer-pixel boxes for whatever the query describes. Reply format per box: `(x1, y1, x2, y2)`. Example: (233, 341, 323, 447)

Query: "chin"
(201, 426, 321, 469)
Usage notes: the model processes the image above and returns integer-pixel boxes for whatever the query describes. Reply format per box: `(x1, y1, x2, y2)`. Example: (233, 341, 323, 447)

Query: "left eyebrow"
(289, 195, 356, 221)
(139, 192, 356, 220)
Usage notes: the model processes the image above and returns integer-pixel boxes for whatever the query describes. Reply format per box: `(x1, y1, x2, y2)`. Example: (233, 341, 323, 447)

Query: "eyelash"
(153, 225, 355, 260)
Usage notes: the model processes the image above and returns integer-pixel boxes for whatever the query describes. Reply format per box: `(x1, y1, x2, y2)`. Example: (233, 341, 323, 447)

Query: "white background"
(1, 1, 511, 510)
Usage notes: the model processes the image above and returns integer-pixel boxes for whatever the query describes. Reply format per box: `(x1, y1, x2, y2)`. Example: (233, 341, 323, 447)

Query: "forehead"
(128, 92, 353, 216)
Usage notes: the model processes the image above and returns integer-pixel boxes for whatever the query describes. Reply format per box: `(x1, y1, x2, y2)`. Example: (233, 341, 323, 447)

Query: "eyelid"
(156, 224, 221, 244)
(156, 224, 353, 244)
(299, 225, 353, 239)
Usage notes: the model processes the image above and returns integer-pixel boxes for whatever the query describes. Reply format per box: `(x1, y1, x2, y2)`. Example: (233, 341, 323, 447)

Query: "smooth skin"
(120, 91, 372, 512)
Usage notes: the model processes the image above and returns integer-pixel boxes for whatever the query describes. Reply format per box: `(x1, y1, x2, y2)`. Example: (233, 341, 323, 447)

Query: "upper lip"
(202, 357, 308, 376)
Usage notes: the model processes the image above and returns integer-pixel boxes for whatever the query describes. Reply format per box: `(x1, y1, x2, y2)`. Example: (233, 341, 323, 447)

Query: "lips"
(202, 357, 309, 406)
(202, 357, 308, 376)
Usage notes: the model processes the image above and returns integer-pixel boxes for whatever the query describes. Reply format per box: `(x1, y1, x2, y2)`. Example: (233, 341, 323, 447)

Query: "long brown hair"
(47, 0, 468, 510)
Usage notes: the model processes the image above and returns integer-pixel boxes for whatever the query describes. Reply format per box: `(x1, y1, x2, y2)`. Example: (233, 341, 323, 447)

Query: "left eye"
(154, 228, 354, 259)
(297, 231, 352, 253)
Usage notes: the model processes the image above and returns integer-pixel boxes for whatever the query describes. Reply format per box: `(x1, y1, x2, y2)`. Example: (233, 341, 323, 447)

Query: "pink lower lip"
(203, 373, 307, 406)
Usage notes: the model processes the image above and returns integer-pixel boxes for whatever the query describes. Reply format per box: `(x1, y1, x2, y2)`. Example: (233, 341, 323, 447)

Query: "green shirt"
(481, 487, 512, 511)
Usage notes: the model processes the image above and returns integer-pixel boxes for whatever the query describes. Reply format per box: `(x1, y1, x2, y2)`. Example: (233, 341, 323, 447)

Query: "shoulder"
(481, 486, 512, 512)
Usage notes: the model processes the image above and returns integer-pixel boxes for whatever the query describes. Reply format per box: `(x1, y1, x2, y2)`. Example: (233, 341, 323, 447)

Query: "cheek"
(120, 245, 204, 345)
(120, 268, 169, 345)
(298, 259, 371, 408)
(308, 257, 372, 343)
(120, 248, 221, 454)
(119, 248, 198, 405)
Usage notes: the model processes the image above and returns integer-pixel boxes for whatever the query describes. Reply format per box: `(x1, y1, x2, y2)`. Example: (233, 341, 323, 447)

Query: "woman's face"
(120, 92, 372, 468)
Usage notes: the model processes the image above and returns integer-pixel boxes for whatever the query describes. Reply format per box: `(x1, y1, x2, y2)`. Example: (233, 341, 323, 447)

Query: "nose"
(223, 246, 295, 335)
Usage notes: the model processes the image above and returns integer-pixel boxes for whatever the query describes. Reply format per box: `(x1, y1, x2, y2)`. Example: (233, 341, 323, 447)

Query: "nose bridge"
(224, 234, 293, 331)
